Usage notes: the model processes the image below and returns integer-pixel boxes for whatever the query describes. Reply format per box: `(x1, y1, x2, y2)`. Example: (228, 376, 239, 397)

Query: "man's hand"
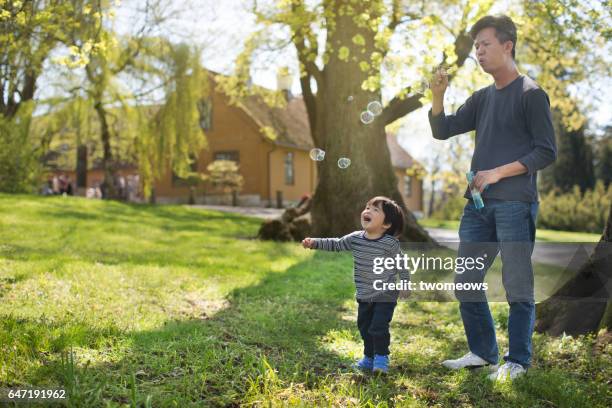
(302, 237, 315, 249)
(430, 67, 448, 97)
(431, 67, 448, 116)
(399, 290, 411, 300)
(472, 168, 501, 192)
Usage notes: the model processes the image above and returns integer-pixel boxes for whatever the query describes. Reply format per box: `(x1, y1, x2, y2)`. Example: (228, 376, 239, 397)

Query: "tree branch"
(299, 72, 319, 146)
(290, 2, 323, 86)
(294, 34, 323, 89)
(388, 0, 402, 32)
(250, 0, 322, 121)
(381, 93, 422, 127)
(451, 30, 473, 69)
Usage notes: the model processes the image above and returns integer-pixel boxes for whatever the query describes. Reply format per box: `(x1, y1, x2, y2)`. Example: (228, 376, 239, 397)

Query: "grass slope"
(0, 194, 609, 407)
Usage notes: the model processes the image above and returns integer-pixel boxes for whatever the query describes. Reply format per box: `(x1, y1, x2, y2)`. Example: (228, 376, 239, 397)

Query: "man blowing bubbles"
(428, 15, 557, 382)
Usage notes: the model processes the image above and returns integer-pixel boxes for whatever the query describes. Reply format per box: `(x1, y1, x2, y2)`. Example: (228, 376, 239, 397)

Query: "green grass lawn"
(0, 194, 609, 407)
(419, 218, 602, 243)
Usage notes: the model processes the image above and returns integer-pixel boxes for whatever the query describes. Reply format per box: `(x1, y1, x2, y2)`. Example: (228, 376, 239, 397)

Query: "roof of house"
(236, 93, 421, 169)
(238, 94, 313, 150)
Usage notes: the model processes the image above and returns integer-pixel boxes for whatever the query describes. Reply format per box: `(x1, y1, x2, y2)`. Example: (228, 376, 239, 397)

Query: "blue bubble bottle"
(466, 171, 485, 209)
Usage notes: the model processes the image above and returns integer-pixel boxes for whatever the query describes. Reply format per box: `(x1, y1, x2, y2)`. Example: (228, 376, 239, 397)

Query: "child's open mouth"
(363, 215, 372, 223)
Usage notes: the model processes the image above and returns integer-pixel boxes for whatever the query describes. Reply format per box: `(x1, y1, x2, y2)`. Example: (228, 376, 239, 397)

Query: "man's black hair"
(470, 14, 517, 59)
(368, 196, 405, 238)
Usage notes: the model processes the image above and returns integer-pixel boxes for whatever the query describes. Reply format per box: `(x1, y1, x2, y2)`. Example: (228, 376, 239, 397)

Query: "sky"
(108, 0, 611, 164)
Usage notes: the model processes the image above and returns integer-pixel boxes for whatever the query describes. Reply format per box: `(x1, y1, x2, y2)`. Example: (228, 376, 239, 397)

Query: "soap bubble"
(366, 100, 383, 116)
(309, 148, 326, 161)
(416, 79, 429, 94)
(360, 110, 375, 124)
(337, 157, 351, 169)
(347, 95, 354, 102)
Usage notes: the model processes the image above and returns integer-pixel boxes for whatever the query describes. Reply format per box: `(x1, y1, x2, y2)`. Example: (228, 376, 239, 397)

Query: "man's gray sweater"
(429, 75, 557, 202)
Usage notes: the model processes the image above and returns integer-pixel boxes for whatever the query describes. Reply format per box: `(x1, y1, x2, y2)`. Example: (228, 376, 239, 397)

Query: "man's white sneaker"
(442, 352, 496, 370)
(488, 361, 526, 382)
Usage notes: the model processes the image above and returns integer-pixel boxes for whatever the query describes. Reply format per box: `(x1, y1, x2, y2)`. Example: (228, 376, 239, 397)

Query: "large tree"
(227, 0, 484, 241)
(225, 0, 609, 241)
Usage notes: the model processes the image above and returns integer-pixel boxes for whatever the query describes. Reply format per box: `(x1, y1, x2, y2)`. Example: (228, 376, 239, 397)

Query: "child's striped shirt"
(312, 231, 409, 300)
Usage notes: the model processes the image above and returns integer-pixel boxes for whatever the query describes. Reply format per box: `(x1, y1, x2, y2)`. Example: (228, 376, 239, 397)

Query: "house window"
(172, 156, 199, 186)
(285, 152, 294, 185)
(404, 175, 412, 197)
(214, 151, 239, 163)
(197, 98, 213, 130)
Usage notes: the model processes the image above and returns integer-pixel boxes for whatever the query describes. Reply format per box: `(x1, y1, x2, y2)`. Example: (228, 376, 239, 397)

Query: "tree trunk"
(76, 144, 88, 190)
(309, 2, 433, 242)
(535, 203, 612, 336)
(428, 178, 437, 217)
(93, 101, 117, 199)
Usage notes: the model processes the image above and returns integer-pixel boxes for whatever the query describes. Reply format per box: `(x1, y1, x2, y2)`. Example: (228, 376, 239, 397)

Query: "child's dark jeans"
(357, 300, 397, 357)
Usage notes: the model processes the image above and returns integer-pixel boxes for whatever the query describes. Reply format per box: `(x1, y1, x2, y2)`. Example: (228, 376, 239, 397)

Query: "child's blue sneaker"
(353, 356, 374, 371)
(373, 354, 389, 374)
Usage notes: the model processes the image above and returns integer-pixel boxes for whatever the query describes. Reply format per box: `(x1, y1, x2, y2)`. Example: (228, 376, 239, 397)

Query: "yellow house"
(152, 79, 423, 213)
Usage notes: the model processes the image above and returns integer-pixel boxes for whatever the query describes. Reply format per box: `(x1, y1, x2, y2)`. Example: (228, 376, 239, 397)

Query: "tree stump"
(258, 196, 312, 242)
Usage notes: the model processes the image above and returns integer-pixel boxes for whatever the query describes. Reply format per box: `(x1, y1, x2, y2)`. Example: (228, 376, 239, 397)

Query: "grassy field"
(0, 194, 610, 407)
(419, 218, 602, 243)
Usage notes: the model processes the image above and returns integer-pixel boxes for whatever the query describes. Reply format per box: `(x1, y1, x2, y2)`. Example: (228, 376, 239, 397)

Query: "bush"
(431, 194, 465, 221)
(538, 181, 611, 233)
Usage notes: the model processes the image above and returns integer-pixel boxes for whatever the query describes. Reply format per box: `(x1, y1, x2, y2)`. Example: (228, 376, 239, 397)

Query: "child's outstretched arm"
(302, 232, 355, 252)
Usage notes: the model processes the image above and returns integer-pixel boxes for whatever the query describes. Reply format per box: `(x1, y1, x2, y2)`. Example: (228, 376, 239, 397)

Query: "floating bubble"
(347, 95, 354, 102)
(367, 100, 383, 116)
(416, 79, 429, 94)
(360, 110, 375, 125)
(309, 148, 326, 161)
(338, 157, 351, 169)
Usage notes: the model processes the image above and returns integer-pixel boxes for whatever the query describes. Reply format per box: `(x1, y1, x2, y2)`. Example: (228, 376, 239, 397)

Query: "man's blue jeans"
(455, 198, 538, 368)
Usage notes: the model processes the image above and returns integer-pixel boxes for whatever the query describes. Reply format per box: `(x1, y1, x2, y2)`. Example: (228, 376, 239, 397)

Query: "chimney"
(276, 66, 293, 101)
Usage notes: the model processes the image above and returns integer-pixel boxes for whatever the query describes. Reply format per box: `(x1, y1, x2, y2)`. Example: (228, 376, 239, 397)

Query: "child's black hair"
(367, 196, 405, 238)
